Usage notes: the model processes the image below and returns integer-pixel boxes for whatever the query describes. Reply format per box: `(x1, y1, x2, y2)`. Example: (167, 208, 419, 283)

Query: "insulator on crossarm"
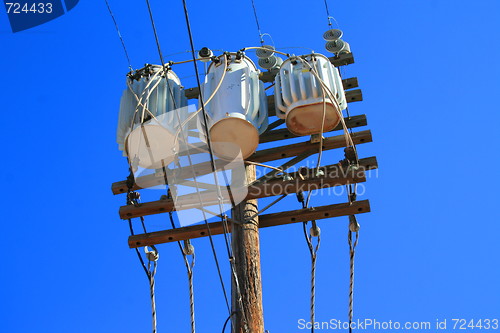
(323, 29, 343, 41)
(339, 41, 351, 54)
(325, 39, 351, 54)
(258, 55, 283, 70)
(198, 47, 213, 62)
(256, 45, 275, 59)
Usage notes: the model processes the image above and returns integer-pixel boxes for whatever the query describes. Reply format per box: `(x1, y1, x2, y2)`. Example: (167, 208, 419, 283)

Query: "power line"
(179, 0, 235, 312)
(143, 0, 232, 314)
(250, 0, 264, 44)
(104, 0, 133, 71)
(323, 0, 333, 27)
(145, 0, 167, 71)
(180, 1, 250, 330)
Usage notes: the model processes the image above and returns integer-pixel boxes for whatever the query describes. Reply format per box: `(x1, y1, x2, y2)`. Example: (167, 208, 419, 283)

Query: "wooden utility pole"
(112, 52, 375, 333)
(231, 164, 264, 333)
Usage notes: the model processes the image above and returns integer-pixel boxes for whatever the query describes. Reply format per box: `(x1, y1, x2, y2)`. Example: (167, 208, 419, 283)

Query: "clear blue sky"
(1, 1, 499, 332)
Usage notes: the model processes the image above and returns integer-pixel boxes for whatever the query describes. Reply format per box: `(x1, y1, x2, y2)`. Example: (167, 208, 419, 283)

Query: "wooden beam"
(259, 114, 367, 144)
(184, 87, 200, 100)
(266, 89, 362, 116)
(128, 200, 370, 248)
(330, 53, 355, 67)
(266, 118, 285, 131)
(185, 76, 358, 100)
(111, 130, 373, 195)
(342, 77, 359, 90)
(118, 161, 368, 219)
(252, 129, 371, 163)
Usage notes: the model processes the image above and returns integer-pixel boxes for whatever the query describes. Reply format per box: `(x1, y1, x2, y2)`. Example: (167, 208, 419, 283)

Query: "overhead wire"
(323, 0, 333, 27)
(250, 0, 265, 44)
(137, 14, 232, 318)
(145, 0, 168, 73)
(104, 0, 133, 71)
(180, 1, 248, 329)
(141, 0, 235, 321)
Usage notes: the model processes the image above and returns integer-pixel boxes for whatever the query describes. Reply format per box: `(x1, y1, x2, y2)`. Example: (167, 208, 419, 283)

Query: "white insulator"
(200, 53, 268, 160)
(339, 41, 351, 54)
(256, 45, 275, 59)
(323, 29, 343, 41)
(258, 55, 283, 70)
(325, 39, 350, 54)
(116, 65, 188, 170)
(274, 54, 347, 136)
(198, 47, 213, 62)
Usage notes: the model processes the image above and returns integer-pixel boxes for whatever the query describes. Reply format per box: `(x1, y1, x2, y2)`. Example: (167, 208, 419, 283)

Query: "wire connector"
(348, 215, 360, 232)
(310, 224, 321, 237)
(144, 245, 160, 262)
(183, 243, 195, 256)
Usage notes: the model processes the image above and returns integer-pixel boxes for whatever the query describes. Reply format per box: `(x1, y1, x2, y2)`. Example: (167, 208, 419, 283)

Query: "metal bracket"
(310, 134, 324, 144)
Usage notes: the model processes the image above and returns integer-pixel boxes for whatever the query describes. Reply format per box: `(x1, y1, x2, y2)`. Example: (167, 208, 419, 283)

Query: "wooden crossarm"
(127, 199, 370, 248)
(111, 130, 372, 195)
(118, 161, 371, 220)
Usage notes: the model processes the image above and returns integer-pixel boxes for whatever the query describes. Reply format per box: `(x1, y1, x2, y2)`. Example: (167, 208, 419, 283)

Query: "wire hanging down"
(348, 216, 360, 333)
(183, 241, 196, 333)
(125, 186, 159, 333)
(104, 0, 133, 70)
(304, 221, 321, 333)
(297, 191, 321, 333)
(145, 246, 159, 333)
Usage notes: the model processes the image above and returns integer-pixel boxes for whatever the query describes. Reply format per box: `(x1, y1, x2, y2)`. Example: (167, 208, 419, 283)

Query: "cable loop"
(348, 215, 360, 233)
(309, 224, 321, 238)
(183, 242, 195, 256)
(145, 245, 159, 262)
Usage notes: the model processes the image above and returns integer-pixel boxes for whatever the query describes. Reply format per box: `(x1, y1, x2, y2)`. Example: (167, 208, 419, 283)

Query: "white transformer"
(274, 54, 347, 136)
(116, 65, 187, 170)
(200, 53, 268, 160)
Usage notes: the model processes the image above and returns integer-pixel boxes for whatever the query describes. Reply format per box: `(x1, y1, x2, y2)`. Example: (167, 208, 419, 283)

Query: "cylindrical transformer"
(274, 54, 347, 136)
(116, 65, 187, 170)
(199, 53, 268, 160)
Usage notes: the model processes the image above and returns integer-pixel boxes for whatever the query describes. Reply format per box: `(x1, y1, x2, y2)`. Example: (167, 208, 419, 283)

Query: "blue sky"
(1, 1, 499, 332)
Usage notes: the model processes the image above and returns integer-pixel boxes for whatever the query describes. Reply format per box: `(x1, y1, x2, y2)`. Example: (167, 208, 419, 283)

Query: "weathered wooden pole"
(231, 164, 264, 333)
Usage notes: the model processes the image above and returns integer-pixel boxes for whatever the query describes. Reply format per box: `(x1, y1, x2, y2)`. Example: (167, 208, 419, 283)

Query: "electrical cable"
(144, 0, 180, 143)
(126, 185, 159, 333)
(167, 210, 198, 333)
(323, 0, 333, 27)
(298, 195, 321, 333)
(145, 0, 167, 74)
(249, 0, 264, 44)
(104, 0, 133, 71)
(242, 46, 290, 57)
(179, 3, 251, 327)
(348, 219, 359, 333)
(222, 312, 237, 333)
